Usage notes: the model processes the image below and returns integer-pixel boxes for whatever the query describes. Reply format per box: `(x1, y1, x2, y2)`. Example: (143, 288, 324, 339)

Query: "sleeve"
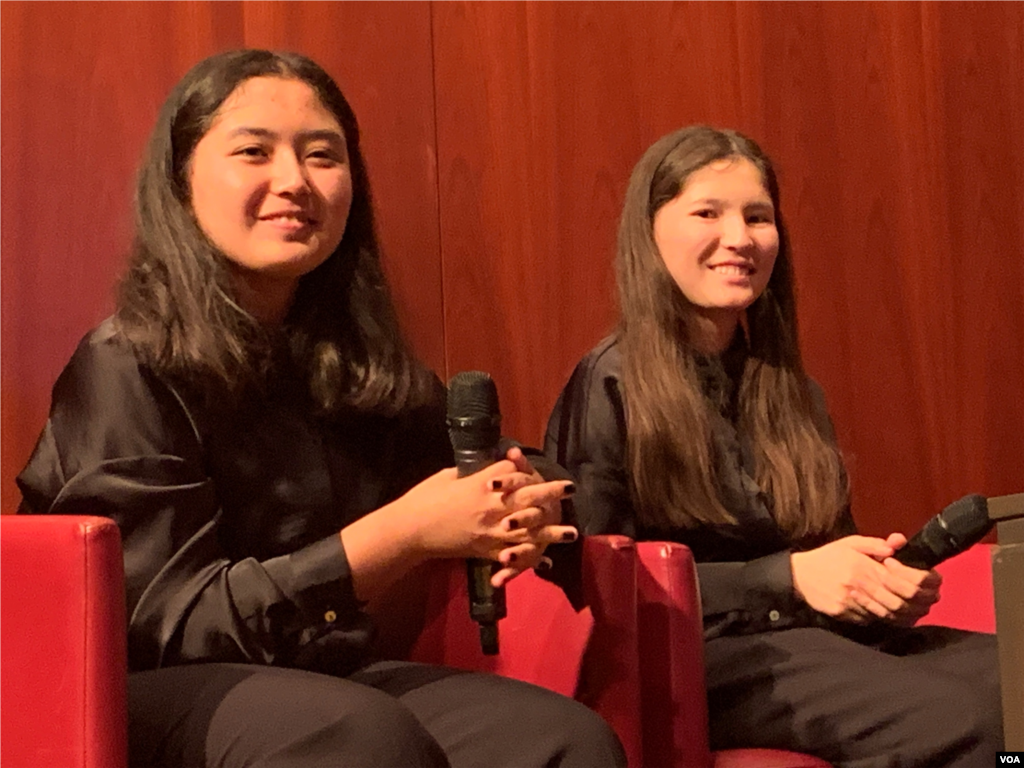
(544, 344, 637, 539)
(17, 332, 370, 673)
(545, 344, 827, 638)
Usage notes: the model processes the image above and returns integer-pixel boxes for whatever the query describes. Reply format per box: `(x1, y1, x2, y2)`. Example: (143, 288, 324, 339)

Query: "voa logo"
(998, 756, 1021, 764)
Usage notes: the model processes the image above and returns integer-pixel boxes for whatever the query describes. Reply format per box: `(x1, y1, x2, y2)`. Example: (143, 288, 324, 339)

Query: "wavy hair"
(116, 49, 431, 415)
(616, 125, 847, 540)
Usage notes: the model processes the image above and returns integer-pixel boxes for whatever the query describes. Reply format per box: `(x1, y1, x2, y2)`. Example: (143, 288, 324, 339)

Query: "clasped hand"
(397, 447, 577, 588)
(791, 533, 942, 626)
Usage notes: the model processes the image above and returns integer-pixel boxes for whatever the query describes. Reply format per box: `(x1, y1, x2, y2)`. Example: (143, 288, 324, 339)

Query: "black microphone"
(893, 494, 992, 570)
(447, 371, 507, 655)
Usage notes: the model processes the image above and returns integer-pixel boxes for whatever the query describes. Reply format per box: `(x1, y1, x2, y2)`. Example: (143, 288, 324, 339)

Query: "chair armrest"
(636, 540, 713, 768)
(400, 536, 643, 767)
(1, 515, 128, 768)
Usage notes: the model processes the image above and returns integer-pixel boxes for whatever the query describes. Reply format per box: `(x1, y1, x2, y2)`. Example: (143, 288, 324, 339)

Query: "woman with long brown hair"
(547, 125, 1001, 765)
(17, 49, 625, 768)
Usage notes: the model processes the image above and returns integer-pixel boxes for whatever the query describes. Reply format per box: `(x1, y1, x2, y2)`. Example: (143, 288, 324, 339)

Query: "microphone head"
(938, 493, 990, 547)
(447, 371, 501, 451)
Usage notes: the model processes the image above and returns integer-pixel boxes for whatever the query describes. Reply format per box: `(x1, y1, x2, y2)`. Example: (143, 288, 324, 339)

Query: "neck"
(231, 268, 298, 327)
(686, 308, 741, 355)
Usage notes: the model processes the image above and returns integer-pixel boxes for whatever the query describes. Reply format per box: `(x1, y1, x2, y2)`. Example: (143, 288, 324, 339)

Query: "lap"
(705, 626, 1002, 768)
(129, 661, 624, 768)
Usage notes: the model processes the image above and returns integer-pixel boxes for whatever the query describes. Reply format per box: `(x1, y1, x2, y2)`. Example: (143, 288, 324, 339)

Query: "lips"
(259, 210, 315, 225)
(708, 262, 754, 277)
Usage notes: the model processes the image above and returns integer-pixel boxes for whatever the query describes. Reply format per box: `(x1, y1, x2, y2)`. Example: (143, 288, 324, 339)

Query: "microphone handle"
(893, 517, 958, 570)
(455, 446, 507, 655)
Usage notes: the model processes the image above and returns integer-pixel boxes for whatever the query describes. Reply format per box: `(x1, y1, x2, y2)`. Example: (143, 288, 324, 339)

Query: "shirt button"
(768, 609, 781, 622)
(324, 610, 337, 623)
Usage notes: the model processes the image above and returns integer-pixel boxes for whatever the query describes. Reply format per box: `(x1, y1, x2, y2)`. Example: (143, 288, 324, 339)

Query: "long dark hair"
(616, 125, 847, 540)
(116, 49, 431, 416)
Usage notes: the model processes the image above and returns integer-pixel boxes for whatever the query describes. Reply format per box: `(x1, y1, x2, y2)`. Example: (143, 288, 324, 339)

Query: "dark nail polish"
(561, 531, 577, 542)
(506, 552, 518, 563)
(537, 558, 553, 571)
(563, 483, 576, 495)
(507, 519, 520, 531)
(491, 479, 503, 491)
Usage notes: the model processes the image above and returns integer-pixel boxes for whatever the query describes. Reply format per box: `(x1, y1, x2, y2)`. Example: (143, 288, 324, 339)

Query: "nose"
(270, 151, 310, 196)
(720, 212, 754, 250)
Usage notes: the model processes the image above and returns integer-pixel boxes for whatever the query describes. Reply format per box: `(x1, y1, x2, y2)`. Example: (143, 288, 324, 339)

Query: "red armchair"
(0, 516, 642, 768)
(634, 540, 998, 768)
(636, 542, 831, 768)
(1, 515, 128, 768)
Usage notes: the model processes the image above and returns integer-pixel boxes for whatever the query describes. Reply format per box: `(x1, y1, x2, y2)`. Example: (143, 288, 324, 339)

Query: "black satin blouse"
(546, 336, 857, 640)
(17, 319, 456, 675)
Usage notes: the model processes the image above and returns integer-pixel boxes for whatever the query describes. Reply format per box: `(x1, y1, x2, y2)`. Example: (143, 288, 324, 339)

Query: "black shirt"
(546, 336, 857, 639)
(18, 319, 461, 674)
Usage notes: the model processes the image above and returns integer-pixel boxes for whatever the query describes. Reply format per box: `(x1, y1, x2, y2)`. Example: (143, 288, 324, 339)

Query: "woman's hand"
(878, 533, 943, 626)
(791, 534, 943, 625)
(486, 447, 578, 587)
(389, 449, 576, 573)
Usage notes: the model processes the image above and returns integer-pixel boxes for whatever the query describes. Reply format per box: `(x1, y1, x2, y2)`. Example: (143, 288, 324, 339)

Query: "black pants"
(706, 625, 1003, 768)
(128, 660, 626, 768)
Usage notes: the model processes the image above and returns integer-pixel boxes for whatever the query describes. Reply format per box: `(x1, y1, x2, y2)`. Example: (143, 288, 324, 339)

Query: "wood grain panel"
(433, 1, 1023, 536)
(1, 1, 441, 511)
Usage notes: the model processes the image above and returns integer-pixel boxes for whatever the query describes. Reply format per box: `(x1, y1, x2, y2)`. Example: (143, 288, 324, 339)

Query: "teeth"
(712, 264, 751, 276)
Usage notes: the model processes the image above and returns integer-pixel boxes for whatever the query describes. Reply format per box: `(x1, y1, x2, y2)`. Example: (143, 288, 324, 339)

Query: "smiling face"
(188, 76, 353, 320)
(653, 157, 779, 327)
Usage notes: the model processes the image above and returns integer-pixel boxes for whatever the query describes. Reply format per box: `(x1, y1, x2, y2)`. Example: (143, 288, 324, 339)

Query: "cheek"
(192, 165, 259, 228)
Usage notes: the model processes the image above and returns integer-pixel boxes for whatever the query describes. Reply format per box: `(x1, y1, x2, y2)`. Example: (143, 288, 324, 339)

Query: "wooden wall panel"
(433, 1, 1024, 536)
(1, 1, 441, 511)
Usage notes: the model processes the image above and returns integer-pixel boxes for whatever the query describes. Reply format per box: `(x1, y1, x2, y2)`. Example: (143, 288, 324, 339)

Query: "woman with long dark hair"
(18, 49, 625, 768)
(547, 125, 1002, 766)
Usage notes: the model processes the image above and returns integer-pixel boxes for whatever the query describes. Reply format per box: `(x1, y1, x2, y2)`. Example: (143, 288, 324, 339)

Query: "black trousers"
(128, 660, 626, 768)
(706, 625, 1003, 768)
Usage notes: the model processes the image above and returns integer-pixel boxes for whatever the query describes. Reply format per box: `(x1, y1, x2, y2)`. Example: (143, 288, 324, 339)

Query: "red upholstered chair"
(636, 541, 832, 768)
(1, 515, 128, 768)
(1, 516, 642, 768)
(917, 543, 995, 633)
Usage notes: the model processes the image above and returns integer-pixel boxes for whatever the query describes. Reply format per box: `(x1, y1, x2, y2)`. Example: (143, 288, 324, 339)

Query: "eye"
(234, 145, 269, 161)
(306, 148, 344, 167)
(693, 208, 717, 219)
(746, 211, 775, 226)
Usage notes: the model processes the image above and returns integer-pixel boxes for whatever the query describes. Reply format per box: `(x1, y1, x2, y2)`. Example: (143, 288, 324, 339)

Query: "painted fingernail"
(561, 530, 578, 542)
(563, 483, 576, 495)
(537, 557, 553, 571)
(507, 519, 520, 531)
(506, 551, 518, 563)
(491, 479, 503, 491)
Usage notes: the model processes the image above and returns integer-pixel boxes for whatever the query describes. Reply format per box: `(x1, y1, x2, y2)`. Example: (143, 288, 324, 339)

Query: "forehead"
(678, 157, 769, 200)
(207, 76, 342, 134)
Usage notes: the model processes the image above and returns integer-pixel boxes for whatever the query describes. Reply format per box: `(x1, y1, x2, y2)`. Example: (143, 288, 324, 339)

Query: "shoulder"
(559, 335, 623, 404)
(49, 318, 202, 464)
(576, 335, 622, 380)
(547, 335, 627, 453)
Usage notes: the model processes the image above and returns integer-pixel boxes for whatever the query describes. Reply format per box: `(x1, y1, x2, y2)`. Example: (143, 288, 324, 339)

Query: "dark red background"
(3, 1, 1022, 537)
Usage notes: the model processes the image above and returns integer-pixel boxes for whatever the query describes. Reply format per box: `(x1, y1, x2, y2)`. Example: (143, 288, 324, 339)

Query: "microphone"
(893, 494, 992, 570)
(447, 371, 507, 655)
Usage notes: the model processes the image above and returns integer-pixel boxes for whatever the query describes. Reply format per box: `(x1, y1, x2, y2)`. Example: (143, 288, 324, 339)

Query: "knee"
(546, 699, 627, 767)
(303, 694, 450, 768)
(897, 674, 1003, 760)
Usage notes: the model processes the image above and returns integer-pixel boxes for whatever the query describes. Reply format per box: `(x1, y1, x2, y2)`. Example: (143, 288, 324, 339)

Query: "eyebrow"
(225, 126, 346, 144)
(690, 197, 774, 209)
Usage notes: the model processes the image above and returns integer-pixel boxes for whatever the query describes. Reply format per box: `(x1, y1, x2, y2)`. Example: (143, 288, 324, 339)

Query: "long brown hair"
(616, 125, 847, 540)
(116, 49, 431, 416)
